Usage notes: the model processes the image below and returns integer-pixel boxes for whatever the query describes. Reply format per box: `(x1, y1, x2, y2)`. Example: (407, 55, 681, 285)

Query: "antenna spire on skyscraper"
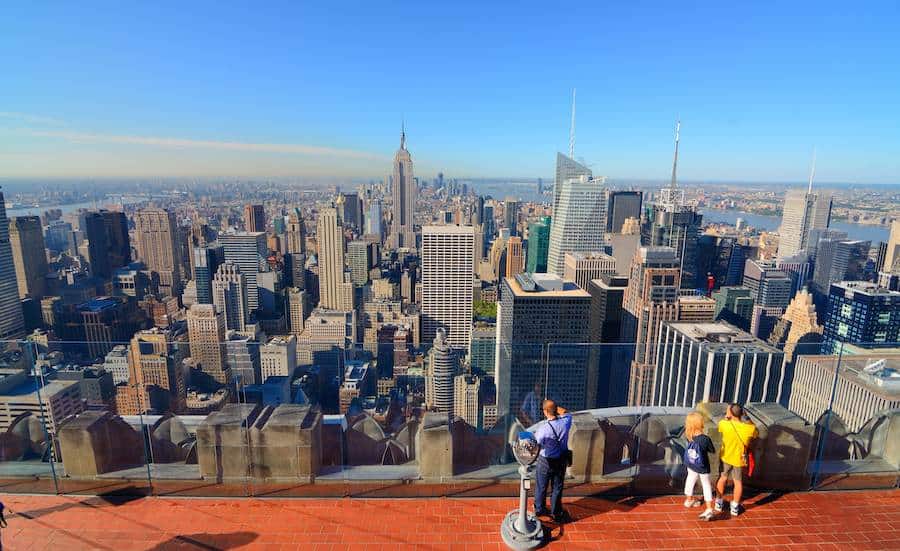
(670, 119, 681, 190)
(807, 147, 816, 193)
(569, 88, 576, 159)
(401, 119, 406, 149)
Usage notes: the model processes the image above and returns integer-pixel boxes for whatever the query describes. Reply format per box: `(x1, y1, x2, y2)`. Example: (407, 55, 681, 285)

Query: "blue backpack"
(684, 438, 705, 471)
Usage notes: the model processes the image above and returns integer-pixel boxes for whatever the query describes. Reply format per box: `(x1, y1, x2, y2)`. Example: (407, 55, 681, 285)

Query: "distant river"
(5, 199, 132, 218)
(702, 208, 890, 244)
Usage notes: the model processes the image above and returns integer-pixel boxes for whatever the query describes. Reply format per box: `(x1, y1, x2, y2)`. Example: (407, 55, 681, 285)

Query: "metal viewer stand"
(500, 430, 544, 549)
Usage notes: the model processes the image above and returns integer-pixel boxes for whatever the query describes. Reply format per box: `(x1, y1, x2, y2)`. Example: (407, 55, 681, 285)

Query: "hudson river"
(702, 208, 890, 243)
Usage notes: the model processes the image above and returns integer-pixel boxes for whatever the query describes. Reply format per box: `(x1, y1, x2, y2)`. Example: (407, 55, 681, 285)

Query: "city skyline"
(2, 3, 900, 183)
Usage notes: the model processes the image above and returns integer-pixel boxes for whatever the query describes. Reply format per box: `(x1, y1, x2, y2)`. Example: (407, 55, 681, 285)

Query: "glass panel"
(809, 341, 900, 491)
(0, 340, 59, 494)
(45, 339, 152, 497)
(6, 331, 894, 499)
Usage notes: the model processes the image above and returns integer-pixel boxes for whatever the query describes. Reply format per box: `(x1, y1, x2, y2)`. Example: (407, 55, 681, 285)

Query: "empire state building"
(389, 130, 416, 250)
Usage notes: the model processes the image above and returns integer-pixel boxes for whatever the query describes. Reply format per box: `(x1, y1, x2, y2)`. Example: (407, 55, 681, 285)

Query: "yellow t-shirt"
(718, 419, 758, 467)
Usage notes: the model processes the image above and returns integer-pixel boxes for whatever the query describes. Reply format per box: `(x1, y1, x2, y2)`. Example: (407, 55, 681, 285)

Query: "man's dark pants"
(534, 455, 566, 517)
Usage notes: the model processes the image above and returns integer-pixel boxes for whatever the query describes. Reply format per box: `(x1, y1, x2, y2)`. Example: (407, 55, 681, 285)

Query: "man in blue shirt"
(532, 399, 572, 523)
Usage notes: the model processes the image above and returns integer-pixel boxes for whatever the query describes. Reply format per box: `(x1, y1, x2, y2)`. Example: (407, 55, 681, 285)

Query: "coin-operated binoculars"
(500, 431, 544, 549)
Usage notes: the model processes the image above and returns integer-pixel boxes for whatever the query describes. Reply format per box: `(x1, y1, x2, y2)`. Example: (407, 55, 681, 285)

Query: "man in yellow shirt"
(715, 403, 757, 516)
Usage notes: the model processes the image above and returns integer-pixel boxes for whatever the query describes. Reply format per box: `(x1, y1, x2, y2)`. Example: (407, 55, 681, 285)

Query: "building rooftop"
(666, 321, 779, 353)
(566, 251, 615, 262)
(507, 273, 589, 298)
(833, 280, 900, 297)
(0, 376, 79, 400)
(800, 353, 900, 396)
(77, 297, 119, 313)
(421, 224, 475, 234)
(2, 490, 897, 549)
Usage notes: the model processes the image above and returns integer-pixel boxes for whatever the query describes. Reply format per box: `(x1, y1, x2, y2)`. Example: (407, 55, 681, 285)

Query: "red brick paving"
(0, 490, 898, 550)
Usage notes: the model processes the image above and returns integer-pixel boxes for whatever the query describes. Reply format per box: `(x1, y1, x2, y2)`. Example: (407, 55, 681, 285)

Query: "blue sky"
(2, 2, 899, 183)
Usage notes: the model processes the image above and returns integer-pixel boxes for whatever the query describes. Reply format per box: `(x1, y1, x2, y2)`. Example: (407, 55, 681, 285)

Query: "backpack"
(684, 438, 705, 471)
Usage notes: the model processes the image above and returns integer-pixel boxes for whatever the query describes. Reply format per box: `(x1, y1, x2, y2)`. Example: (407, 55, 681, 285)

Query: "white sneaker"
(699, 509, 715, 521)
(730, 503, 741, 516)
(684, 498, 701, 507)
(714, 499, 724, 512)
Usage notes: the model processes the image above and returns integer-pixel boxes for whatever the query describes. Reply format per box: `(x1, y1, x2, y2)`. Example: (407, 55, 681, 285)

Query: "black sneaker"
(552, 511, 570, 524)
(534, 509, 550, 517)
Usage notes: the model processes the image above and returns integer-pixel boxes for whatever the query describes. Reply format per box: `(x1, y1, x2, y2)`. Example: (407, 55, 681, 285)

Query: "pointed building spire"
(401, 119, 406, 150)
(569, 88, 576, 159)
(807, 147, 816, 194)
(670, 119, 681, 190)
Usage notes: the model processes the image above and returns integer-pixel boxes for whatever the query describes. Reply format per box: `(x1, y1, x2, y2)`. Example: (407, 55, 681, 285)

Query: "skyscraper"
(622, 247, 681, 406)
(778, 188, 833, 259)
(505, 236, 524, 278)
(811, 239, 871, 297)
(606, 191, 643, 233)
(218, 231, 267, 312)
(212, 261, 249, 331)
(563, 251, 617, 291)
(767, 288, 824, 366)
(100, 210, 131, 274)
(348, 240, 373, 285)
(525, 216, 551, 273)
(482, 205, 496, 247)
(743, 259, 793, 309)
(124, 327, 188, 414)
(260, 335, 297, 381)
(316, 206, 348, 310)
(588, 274, 630, 407)
(469, 326, 496, 376)
(187, 303, 230, 384)
(641, 122, 703, 289)
(425, 329, 457, 412)
(546, 174, 608, 276)
(78, 297, 142, 359)
(365, 200, 383, 238)
(496, 273, 591, 418)
(503, 197, 519, 237)
(553, 152, 592, 210)
(285, 209, 307, 255)
(243, 204, 266, 233)
(81, 211, 112, 278)
(340, 192, 362, 230)
(192, 244, 221, 305)
(712, 286, 755, 331)
(134, 208, 182, 298)
(9, 216, 48, 299)
(0, 191, 28, 338)
(653, 321, 786, 407)
(821, 281, 900, 353)
(389, 130, 416, 249)
(421, 225, 474, 349)
(883, 220, 900, 274)
(287, 287, 306, 335)
(454, 374, 482, 428)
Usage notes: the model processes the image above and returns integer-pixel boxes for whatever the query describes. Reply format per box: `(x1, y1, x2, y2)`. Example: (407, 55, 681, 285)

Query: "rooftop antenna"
(807, 147, 816, 193)
(401, 118, 406, 149)
(569, 88, 576, 159)
(670, 119, 681, 190)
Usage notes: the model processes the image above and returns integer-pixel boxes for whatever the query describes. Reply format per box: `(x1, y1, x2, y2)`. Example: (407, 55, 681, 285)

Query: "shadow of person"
(744, 490, 786, 508)
(145, 531, 258, 550)
(542, 521, 564, 546)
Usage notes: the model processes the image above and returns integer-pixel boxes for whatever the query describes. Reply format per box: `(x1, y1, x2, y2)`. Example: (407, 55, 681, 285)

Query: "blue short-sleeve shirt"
(533, 414, 572, 458)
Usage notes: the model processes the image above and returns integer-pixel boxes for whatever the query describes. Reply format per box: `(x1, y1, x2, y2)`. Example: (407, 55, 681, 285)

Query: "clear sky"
(2, 2, 899, 183)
